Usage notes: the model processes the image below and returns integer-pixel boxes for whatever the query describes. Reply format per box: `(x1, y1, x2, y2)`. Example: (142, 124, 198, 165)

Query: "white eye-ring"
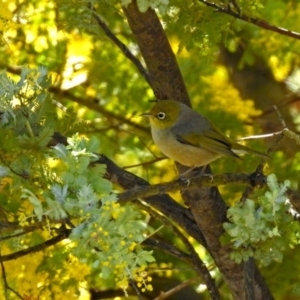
(157, 112, 166, 120)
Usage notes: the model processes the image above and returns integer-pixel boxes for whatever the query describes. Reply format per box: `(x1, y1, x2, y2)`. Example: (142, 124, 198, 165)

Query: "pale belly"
(152, 130, 221, 167)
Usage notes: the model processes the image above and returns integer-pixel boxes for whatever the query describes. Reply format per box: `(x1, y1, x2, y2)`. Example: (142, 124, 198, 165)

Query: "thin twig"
(90, 5, 152, 86)
(153, 276, 200, 300)
(135, 201, 220, 299)
(147, 266, 195, 272)
(236, 131, 283, 141)
(199, 0, 300, 40)
(142, 239, 191, 261)
(229, 0, 241, 14)
(0, 217, 68, 239)
(0, 64, 149, 134)
(240, 129, 284, 202)
(253, 94, 300, 118)
(273, 106, 287, 128)
(0, 228, 37, 241)
(129, 278, 143, 300)
(0, 231, 70, 262)
(49, 86, 149, 134)
(239, 107, 287, 203)
(0, 154, 29, 179)
(0, 252, 24, 299)
(123, 157, 166, 169)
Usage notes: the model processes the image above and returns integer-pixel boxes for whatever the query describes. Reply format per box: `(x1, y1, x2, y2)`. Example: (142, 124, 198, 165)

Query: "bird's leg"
(178, 165, 213, 182)
(178, 166, 196, 179)
(197, 165, 214, 181)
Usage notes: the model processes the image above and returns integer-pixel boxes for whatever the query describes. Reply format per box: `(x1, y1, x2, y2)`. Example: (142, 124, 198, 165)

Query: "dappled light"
(1, 0, 300, 299)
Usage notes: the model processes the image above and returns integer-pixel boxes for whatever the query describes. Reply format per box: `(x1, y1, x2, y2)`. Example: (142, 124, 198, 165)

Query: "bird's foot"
(178, 165, 213, 185)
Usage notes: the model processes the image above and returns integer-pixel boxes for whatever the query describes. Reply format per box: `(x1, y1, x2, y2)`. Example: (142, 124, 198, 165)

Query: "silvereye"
(142, 100, 268, 169)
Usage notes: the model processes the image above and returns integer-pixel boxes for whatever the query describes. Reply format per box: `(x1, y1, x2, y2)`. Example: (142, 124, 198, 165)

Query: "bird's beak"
(140, 112, 152, 118)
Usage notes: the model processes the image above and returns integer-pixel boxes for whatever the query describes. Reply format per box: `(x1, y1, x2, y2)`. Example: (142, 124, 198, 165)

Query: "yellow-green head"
(141, 100, 181, 130)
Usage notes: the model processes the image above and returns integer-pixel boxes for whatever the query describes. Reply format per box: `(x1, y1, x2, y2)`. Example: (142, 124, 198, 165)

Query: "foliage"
(224, 174, 300, 266)
(0, 67, 154, 298)
(1, 0, 300, 299)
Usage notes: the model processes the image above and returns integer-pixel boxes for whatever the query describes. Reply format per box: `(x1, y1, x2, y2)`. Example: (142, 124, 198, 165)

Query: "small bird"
(141, 100, 268, 173)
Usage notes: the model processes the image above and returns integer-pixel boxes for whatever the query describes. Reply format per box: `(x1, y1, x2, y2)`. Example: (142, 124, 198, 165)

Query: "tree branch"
(137, 201, 220, 299)
(49, 86, 149, 134)
(0, 229, 70, 262)
(49, 132, 207, 248)
(0, 252, 24, 299)
(118, 172, 266, 203)
(0, 64, 150, 135)
(153, 276, 200, 300)
(240, 129, 285, 202)
(90, 5, 152, 86)
(142, 239, 191, 262)
(199, 0, 300, 40)
(0, 218, 66, 240)
(95, 154, 206, 245)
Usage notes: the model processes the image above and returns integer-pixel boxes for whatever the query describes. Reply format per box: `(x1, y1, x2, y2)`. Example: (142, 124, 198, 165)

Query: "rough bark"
(123, 2, 190, 105)
(180, 169, 273, 299)
(122, 1, 274, 299)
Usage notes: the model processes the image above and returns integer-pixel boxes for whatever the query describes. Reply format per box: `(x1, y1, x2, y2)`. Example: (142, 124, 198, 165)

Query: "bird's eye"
(157, 112, 166, 120)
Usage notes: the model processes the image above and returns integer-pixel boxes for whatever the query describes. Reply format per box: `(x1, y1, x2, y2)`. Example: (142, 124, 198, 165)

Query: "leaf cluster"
(224, 174, 300, 266)
(0, 67, 155, 296)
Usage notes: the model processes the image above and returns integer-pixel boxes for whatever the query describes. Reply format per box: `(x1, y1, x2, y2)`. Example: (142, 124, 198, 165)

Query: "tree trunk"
(122, 1, 274, 299)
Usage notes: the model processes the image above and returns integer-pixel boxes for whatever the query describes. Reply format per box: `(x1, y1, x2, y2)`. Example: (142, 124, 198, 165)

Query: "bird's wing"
(171, 109, 239, 158)
(174, 129, 239, 158)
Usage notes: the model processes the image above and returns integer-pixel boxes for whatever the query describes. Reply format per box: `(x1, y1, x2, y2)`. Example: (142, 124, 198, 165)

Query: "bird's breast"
(151, 128, 221, 167)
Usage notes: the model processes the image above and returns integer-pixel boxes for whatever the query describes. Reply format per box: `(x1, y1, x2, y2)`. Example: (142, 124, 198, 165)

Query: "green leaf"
(21, 189, 43, 221)
(46, 197, 67, 220)
(136, 250, 155, 266)
(51, 184, 69, 203)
